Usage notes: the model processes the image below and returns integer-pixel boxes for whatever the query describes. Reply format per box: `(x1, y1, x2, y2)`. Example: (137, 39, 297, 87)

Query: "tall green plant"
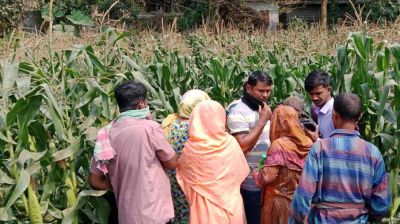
(1, 29, 399, 222)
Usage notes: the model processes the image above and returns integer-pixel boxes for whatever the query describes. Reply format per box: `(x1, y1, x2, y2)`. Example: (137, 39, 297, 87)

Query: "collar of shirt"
(314, 97, 334, 115)
(330, 129, 361, 138)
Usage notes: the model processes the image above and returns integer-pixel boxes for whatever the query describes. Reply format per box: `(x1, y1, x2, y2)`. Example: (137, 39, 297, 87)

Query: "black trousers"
(103, 191, 119, 224)
(241, 189, 262, 224)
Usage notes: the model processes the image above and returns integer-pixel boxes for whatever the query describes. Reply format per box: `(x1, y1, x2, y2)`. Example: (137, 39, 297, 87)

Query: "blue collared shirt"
(313, 98, 335, 138)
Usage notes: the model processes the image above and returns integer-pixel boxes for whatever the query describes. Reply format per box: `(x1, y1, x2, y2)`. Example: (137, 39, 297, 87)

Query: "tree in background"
(321, 0, 328, 28)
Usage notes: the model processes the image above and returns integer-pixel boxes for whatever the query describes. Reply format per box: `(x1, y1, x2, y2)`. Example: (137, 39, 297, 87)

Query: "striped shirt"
(290, 129, 391, 223)
(227, 100, 270, 191)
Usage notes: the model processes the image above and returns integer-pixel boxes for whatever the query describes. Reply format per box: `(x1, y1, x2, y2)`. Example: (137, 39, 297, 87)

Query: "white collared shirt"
(313, 98, 335, 138)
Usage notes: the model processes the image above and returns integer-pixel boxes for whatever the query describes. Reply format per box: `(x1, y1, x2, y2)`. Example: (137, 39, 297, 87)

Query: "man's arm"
(290, 145, 319, 223)
(367, 150, 391, 222)
(151, 124, 179, 170)
(233, 124, 267, 154)
(160, 153, 178, 170)
(89, 172, 112, 190)
(232, 102, 272, 154)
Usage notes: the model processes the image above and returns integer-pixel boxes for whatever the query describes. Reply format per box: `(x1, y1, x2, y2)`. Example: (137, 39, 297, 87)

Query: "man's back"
(90, 118, 175, 224)
(291, 129, 391, 223)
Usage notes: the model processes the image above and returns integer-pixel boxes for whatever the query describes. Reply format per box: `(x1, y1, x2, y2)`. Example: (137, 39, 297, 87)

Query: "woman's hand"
(252, 169, 265, 188)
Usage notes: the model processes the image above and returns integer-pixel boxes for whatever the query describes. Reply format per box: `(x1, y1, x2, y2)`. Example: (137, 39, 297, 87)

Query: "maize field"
(0, 28, 399, 223)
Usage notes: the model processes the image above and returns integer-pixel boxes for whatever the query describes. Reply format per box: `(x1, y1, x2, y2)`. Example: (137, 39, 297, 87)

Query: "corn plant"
(0, 29, 399, 222)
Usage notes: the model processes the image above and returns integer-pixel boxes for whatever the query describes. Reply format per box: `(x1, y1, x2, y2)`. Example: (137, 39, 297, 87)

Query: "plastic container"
(258, 154, 267, 170)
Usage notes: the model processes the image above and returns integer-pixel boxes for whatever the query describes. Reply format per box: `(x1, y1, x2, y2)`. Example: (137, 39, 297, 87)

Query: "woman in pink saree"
(176, 100, 249, 224)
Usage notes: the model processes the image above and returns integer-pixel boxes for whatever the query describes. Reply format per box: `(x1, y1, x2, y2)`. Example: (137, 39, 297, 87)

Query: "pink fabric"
(90, 118, 175, 224)
(176, 100, 249, 223)
(93, 123, 116, 175)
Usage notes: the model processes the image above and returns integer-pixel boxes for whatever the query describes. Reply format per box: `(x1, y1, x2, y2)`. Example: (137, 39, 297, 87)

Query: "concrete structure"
(243, 1, 279, 31)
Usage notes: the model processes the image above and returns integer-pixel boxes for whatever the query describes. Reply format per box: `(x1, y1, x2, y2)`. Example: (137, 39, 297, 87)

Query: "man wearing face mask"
(88, 81, 178, 224)
(227, 71, 273, 224)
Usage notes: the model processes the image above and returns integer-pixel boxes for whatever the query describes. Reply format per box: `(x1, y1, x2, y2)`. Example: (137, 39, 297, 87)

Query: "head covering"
(178, 89, 210, 118)
(267, 105, 313, 170)
(282, 96, 306, 117)
(161, 89, 210, 137)
(176, 100, 249, 215)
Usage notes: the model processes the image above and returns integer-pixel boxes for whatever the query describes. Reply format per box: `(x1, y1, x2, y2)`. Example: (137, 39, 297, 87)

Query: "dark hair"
(244, 71, 273, 90)
(114, 81, 147, 111)
(333, 92, 362, 121)
(304, 70, 331, 92)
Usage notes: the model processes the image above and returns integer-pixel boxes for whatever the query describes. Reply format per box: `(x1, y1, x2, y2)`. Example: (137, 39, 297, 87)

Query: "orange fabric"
(255, 105, 313, 224)
(261, 168, 302, 224)
(253, 167, 280, 188)
(269, 105, 313, 164)
(176, 100, 249, 224)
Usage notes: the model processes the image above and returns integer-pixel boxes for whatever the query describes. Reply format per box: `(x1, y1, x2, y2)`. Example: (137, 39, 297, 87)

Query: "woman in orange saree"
(253, 105, 313, 224)
(176, 100, 249, 224)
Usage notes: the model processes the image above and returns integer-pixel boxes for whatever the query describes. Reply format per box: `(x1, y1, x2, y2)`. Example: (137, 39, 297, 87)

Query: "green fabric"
(116, 107, 150, 120)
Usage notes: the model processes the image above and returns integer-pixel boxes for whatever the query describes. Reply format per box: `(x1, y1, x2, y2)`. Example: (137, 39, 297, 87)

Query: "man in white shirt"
(227, 71, 273, 224)
(304, 70, 335, 138)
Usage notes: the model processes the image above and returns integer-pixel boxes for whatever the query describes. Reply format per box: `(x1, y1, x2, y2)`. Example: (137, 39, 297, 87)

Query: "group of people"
(88, 70, 391, 224)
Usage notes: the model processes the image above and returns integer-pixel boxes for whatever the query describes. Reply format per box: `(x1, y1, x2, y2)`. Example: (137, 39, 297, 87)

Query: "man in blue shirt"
(304, 70, 335, 138)
(290, 92, 391, 223)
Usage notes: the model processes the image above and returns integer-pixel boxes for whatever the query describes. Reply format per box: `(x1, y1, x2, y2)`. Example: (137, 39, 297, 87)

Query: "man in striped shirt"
(290, 92, 391, 223)
(227, 71, 273, 224)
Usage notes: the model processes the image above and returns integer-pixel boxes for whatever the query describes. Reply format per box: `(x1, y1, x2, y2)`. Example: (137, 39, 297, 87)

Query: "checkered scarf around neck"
(93, 107, 150, 175)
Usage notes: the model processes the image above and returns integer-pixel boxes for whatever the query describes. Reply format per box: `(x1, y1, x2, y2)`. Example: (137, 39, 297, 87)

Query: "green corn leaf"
(6, 97, 30, 127)
(377, 80, 397, 120)
(40, 181, 56, 203)
(155, 63, 164, 86)
(391, 197, 400, 218)
(131, 71, 158, 97)
(2, 169, 30, 213)
(16, 72, 31, 96)
(15, 95, 42, 151)
(85, 46, 107, 74)
(62, 190, 107, 224)
(44, 95, 65, 140)
(389, 43, 400, 61)
(28, 121, 48, 150)
(0, 207, 16, 221)
(373, 72, 385, 89)
(344, 73, 353, 92)
(47, 202, 63, 219)
(352, 33, 367, 60)
(376, 52, 388, 72)
(16, 150, 47, 167)
(52, 139, 80, 162)
(0, 169, 15, 185)
(122, 55, 141, 71)
(382, 107, 397, 124)
(19, 62, 35, 74)
(2, 62, 18, 97)
(158, 89, 173, 114)
(101, 93, 111, 120)
(376, 133, 395, 148)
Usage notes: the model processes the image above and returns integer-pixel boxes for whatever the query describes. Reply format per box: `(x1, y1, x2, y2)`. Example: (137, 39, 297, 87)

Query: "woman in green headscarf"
(161, 89, 210, 224)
